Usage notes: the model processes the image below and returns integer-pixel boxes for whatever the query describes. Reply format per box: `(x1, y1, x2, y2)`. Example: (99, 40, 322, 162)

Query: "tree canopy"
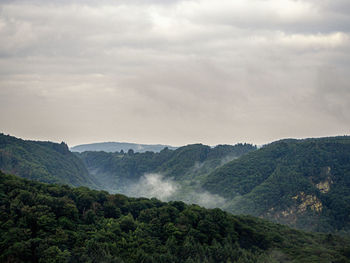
(1, 172, 349, 263)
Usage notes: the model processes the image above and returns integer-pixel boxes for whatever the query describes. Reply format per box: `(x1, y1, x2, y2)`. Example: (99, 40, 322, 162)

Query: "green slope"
(0, 133, 97, 187)
(203, 136, 350, 233)
(1, 172, 349, 263)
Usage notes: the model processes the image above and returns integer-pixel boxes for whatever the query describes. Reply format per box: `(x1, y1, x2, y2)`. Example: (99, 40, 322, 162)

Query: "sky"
(0, 0, 349, 147)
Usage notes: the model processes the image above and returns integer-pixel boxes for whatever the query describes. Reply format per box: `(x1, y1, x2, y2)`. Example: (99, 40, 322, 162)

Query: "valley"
(1, 133, 350, 262)
(1, 133, 350, 234)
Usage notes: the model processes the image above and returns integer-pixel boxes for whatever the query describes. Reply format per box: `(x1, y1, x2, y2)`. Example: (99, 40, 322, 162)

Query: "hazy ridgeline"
(71, 141, 178, 153)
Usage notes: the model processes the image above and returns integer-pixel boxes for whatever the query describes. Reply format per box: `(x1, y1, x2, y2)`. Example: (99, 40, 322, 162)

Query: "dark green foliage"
(203, 136, 350, 233)
(0, 133, 97, 187)
(1, 172, 349, 263)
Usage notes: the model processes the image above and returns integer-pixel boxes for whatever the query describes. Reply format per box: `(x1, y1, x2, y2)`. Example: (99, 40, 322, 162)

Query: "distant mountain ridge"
(70, 142, 178, 153)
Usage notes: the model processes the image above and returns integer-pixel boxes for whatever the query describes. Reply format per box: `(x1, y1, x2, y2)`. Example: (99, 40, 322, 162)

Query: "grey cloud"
(182, 0, 350, 34)
(0, 0, 349, 146)
(314, 66, 350, 121)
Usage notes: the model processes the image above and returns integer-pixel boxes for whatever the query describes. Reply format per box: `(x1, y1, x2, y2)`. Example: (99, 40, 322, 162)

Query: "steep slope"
(203, 136, 350, 233)
(77, 143, 256, 193)
(0, 133, 97, 187)
(71, 141, 178, 153)
(1, 172, 349, 263)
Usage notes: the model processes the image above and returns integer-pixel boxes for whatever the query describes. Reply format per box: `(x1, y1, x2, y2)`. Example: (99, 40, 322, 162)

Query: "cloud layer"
(0, 0, 349, 145)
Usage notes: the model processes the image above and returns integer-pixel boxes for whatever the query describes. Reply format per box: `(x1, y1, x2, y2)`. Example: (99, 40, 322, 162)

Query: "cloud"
(180, 191, 227, 209)
(127, 173, 179, 201)
(277, 32, 349, 49)
(125, 173, 227, 209)
(0, 0, 349, 145)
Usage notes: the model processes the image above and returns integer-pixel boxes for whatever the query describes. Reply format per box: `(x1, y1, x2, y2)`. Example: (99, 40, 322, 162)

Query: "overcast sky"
(1, 0, 349, 146)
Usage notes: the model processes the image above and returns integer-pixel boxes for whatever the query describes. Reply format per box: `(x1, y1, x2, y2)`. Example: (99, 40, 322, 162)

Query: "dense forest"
(203, 137, 350, 233)
(1, 172, 349, 263)
(0, 134, 97, 188)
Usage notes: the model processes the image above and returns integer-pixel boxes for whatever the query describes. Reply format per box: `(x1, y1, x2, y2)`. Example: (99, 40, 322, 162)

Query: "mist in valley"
(121, 173, 228, 209)
(84, 151, 240, 209)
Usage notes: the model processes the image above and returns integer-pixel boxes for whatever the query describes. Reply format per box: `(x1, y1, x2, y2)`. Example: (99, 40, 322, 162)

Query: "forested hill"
(77, 143, 257, 192)
(0, 133, 97, 187)
(71, 141, 178, 153)
(1, 172, 349, 263)
(203, 136, 350, 233)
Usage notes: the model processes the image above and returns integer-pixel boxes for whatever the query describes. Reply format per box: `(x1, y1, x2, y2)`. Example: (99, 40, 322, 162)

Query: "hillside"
(1, 172, 349, 263)
(71, 142, 178, 153)
(203, 136, 350, 233)
(0, 133, 97, 187)
(77, 143, 257, 197)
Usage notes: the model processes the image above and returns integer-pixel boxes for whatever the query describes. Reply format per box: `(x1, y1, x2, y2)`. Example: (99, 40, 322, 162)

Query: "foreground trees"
(0, 172, 349, 263)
